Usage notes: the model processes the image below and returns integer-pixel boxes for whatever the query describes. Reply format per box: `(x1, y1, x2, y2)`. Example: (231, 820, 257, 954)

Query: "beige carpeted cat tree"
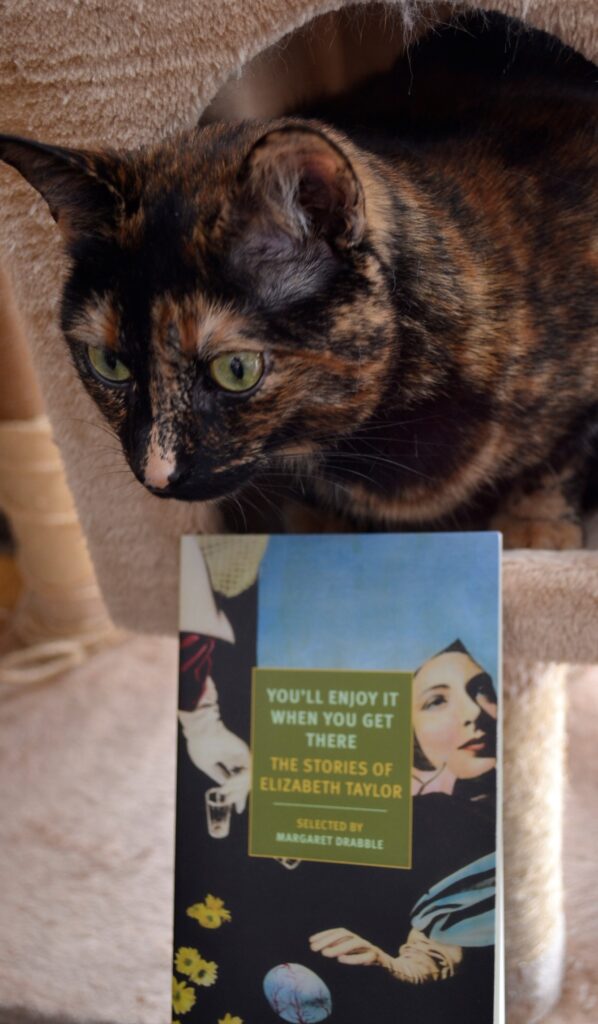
(0, 2, 596, 1022)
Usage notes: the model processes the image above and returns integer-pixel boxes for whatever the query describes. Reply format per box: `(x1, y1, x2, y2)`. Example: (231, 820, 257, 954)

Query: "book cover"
(173, 533, 502, 1024)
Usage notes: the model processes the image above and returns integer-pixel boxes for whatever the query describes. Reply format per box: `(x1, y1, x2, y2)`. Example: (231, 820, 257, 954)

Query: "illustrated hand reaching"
(178, 677, 251, 813)
(309, 928, 392, 970)
(311, 926, 463, 983)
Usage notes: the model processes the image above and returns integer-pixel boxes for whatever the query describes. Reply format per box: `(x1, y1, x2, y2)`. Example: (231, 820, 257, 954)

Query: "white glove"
(178, 677, 251, 813)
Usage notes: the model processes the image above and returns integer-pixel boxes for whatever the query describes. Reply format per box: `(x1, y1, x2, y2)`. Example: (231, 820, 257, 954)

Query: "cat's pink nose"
(144, 446, 177, 490)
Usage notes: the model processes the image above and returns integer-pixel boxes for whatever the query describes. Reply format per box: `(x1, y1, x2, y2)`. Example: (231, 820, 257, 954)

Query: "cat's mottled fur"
(1, 13, 596, 546)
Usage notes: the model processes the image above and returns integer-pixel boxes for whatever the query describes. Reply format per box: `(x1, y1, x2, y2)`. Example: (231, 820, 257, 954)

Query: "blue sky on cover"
(256, 533, 500, 685)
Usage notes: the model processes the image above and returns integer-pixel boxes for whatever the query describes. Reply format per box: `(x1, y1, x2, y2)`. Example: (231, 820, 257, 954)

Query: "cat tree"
(0, 2, 596, 1022)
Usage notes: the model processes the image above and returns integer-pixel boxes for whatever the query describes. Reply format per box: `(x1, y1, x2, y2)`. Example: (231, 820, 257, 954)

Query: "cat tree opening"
(200, 4, 429, 124)
(198, 2, 586, 124)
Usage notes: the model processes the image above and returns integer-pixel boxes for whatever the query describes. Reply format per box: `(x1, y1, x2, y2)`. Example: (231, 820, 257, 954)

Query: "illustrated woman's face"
(413, 651, 497, 780)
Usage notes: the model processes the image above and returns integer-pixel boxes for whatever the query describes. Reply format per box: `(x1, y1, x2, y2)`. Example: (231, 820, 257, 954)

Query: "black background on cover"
(173, 582, 495, 1023)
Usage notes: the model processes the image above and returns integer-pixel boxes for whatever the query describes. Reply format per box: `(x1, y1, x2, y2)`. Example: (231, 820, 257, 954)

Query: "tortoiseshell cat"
(1, 12, 596, 547)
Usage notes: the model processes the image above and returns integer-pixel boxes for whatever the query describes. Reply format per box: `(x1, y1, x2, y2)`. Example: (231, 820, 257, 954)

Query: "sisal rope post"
(0, 415, 122, 684)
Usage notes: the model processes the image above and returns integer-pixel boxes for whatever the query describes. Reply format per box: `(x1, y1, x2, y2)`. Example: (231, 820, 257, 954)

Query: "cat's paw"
(490, 514, 582, 550)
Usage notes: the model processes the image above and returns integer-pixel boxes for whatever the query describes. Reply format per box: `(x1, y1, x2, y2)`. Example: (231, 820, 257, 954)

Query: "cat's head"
(0, 123, 395, 502)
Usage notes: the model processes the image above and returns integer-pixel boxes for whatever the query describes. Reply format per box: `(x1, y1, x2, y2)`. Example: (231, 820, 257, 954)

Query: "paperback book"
(173, 533, 502, 1024)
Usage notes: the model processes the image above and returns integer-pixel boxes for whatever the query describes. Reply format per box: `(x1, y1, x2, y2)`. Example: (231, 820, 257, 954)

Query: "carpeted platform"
(0, 638, 596, 1023)
(543, 667, 598, 1024)
(0, 637, 178, 1024)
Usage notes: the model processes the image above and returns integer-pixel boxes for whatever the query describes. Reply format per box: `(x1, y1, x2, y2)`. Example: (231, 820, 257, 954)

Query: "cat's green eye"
(209, 351, 265, 393)
(86, 345, 132, 385)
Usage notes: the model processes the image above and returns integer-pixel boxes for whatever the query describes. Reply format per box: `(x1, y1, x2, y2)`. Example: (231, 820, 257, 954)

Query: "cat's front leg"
(490, 465, 584, 550)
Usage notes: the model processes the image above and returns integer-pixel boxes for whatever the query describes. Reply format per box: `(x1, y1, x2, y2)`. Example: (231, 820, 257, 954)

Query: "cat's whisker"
(259, 477, 311, 503)
(93, 469, 139, 483)
(342, 435, 454, 450)
(246, 479, 295, 515)
(273, 448, 433, 482)
(325, 452, 433, 480)
(222, 493, 249, 531)
(317, 464, 383, 490)
(229, 481, 291, 528)
(84, 449, 129, 469)
(65, 416, 121, 441)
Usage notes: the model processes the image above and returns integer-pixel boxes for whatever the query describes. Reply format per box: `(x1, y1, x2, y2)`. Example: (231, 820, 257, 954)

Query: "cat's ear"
(0, 134, 125, 237)
(242, 126, 365, 249)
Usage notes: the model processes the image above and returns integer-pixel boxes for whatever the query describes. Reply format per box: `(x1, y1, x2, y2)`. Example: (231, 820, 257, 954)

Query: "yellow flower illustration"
(187, 894, 232, 929)
(218, 1015, 243, 1024)
(172, 977, 196, 1015)
(174, 947, 203, 977)
(190, 957, 218, 987)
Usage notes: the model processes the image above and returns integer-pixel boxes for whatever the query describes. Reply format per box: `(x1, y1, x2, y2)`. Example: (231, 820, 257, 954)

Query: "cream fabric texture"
(0, 0, 596, 646)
